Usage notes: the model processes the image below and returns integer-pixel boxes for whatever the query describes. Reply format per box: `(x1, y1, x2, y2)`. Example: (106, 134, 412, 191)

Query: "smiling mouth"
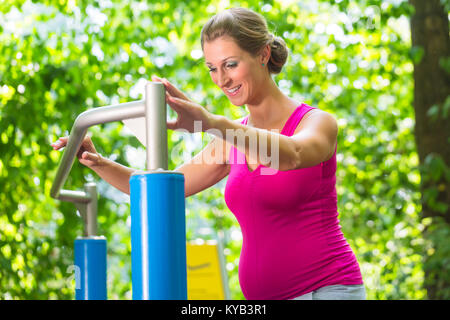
(226, 85, 241, 96)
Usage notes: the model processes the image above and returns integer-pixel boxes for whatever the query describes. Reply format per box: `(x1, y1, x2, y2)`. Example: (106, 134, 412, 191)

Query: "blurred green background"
(0, 0, 448, 300)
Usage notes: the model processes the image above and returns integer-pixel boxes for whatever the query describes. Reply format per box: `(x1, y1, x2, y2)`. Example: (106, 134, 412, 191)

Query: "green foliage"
(440, 0, 450, 12)
(422, 216, 450, 299)
(420, 154, 449, 214)
(0, 0, 438, 300)
(419, 152, 450, 299)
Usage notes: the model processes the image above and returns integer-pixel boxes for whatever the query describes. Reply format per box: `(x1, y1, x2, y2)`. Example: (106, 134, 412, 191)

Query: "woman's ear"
(260, 44, 271, 65)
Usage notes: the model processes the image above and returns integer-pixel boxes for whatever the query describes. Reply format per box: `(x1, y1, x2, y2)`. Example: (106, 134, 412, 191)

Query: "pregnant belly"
(238, 233, 325, 300)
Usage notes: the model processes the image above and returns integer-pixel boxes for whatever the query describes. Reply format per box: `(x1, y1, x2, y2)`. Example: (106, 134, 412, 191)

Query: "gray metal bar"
(58, 190, 91, 203)
(50, 100, 145, 199)
(51, 81, 168, 238)
(72, 183, 98, 237)
(84, 182, 98, 237)
(145, 82, 168, 171)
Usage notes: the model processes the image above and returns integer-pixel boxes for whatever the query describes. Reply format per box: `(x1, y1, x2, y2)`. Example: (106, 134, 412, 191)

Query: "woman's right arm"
(51, 135, 135, 194)
(51, 76, 232, 196)
(176, 136, 231, 197)
(51, 135, 231, 197)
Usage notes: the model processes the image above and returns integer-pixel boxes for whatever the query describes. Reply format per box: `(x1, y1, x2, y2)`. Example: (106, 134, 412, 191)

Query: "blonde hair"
(201, 7, 288, 74)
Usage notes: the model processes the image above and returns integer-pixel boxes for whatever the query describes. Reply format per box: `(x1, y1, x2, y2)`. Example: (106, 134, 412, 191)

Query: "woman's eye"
(207, 62, 236, 72)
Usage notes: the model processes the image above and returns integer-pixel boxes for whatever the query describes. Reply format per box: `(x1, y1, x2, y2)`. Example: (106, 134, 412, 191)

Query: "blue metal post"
(129, 171, 187, 300)
(74, 237, 107, 300)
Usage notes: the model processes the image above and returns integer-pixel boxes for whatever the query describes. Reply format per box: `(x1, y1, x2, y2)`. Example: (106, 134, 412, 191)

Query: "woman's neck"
(246, 78, 299, 129)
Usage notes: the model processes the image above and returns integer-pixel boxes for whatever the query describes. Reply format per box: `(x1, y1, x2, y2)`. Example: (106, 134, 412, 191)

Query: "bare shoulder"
(294, 108, 338, 135)
(291, 109, 338, 162)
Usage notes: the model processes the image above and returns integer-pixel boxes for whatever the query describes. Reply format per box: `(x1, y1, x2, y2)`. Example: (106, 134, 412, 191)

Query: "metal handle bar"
(50, 82, 167, 237)
(50, 99, 145, 199)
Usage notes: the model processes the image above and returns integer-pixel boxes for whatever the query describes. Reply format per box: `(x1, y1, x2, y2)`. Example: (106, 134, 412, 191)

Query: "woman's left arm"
(212, 110, 338, 170)
(164, 90, 337, 171)
(286, 110, 338, 168)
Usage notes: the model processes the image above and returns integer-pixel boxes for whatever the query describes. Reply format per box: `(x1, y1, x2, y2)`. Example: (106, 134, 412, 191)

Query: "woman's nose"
(217, 70, 230, 88)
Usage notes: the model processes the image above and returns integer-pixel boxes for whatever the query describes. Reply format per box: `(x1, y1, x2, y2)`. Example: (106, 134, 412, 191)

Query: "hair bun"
(268, 34, 288, 75)
(269, 34, 279, 45)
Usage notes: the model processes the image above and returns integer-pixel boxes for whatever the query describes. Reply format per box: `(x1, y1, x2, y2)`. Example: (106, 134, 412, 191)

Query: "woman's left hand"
(152, 75, 216, 133)
(160, 88, 215, 134)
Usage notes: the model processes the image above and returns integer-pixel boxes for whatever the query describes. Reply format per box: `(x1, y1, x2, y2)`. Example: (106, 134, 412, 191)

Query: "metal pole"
(84, 182, 98, 237)
(130, 81, 187, 300)
(130, 172, 186, 300)
(145, 82, 168, 171)
(74, 236, 107, 300)
(72, 183, 107, 300)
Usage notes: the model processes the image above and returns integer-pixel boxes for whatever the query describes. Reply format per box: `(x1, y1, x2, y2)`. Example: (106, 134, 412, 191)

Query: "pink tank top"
(224, 103, 363, 300)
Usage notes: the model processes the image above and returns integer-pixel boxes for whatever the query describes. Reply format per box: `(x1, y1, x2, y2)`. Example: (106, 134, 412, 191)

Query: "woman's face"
(203, 36, 266, 106)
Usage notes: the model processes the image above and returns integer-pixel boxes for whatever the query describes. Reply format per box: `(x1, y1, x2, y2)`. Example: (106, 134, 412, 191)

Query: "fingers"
(166, 95, 185, 112)
(51, 136, 101, 168)
(51, 135, 96, 158)
(79, 151, 102, 167)
(81, 151, 98, 162)
(168, 96, 202, 113)
(167, 95, 191, 107)
(79, 151, 98, 168)
(81, 135, 97, 152)
(51, 136, 68, 150)
(151, 75, 163, 82)
(151, 75, 189, 101)
(166, 120, 178, 130)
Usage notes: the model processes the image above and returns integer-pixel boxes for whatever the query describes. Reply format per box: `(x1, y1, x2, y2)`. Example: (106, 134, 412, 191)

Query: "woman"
(52, 8, 365, 300)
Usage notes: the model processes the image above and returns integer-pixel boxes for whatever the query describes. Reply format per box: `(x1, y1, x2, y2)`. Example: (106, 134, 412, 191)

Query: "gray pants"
(292, 284, 366, 300)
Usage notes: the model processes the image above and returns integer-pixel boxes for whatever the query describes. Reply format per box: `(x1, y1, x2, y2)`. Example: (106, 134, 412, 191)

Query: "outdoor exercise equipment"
(50, 82, 187, 300)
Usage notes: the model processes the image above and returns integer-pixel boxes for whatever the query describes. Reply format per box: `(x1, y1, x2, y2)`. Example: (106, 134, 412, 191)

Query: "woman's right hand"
(51, 135, 103, 168)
